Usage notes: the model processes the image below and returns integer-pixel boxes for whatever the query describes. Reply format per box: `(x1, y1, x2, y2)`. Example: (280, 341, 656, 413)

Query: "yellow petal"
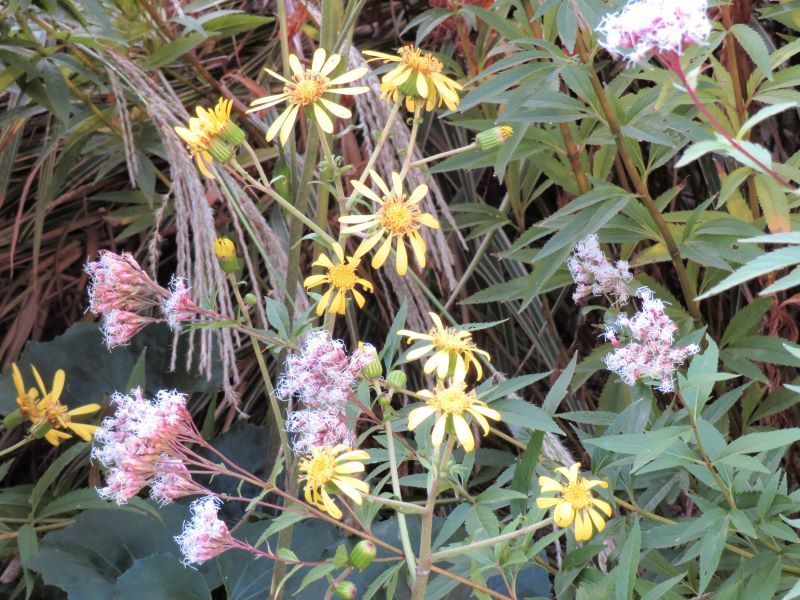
(536, 496, 560, 509)
(371, 236, 393, 269)
(51, 370, 65, 403)
(68, 422, 98, 441)
(574, 510, 592, 541)
(538, 476, 565, 493)
(592, 498, 613, 517)
(431, 414, 446, 447)
(408, 184, 428, 204)
(68, 403, 101, 416)
(313, 102, 334, 133)
(279, 105, 300, 145)
(553, 502, 575, 527)
(288, 53, 303, 75)
(11, 364, 25, 397)
(587, 507, 607, 533)
(311, 48, 327, 72)
(395, 238, 408, 276)
(329, 66, 367, 85)
(407, 405, 435, 431)
(452, 414, 474, 452)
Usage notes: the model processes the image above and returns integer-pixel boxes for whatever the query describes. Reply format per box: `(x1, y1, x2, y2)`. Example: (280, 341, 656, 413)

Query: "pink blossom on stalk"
(93, 387, 203, 504)
(175, 496, 237, 565)
(285, 409, 355, 455)
(568, 234, 633, 304)
(85, 250, 165, 315)
(597, 0, 711, 63)
(604, 288, 699, 392)
(151, 459, 206, 506)
(101, 310, 162, 349)
(162, 276, 203, 330)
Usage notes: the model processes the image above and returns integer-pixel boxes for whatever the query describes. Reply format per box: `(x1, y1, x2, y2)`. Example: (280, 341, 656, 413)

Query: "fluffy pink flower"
(285, 409, 355, 455)
(162, 276, 203, 330)
(85, 251, 166, 315)
(93, 388, 202, 504)
(604, 288, 699, 392)
(151, 460, 205, 506)
(175, 496, 237, 565)
(597, 0, 711, 63)
(568, 235, 633, 304)
(101, 310, 160, 349)
(277, 330, 376, 410)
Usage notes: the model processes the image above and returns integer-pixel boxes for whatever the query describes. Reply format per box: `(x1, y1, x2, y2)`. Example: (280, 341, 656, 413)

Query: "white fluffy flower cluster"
(568, 234, 633, 305)
(597, 0, 711, 63)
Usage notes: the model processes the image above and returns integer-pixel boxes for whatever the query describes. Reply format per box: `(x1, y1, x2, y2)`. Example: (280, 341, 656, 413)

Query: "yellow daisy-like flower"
(248, 49, 369, 145)
(535, 463, 612, 542)
(175, 98, 241, 179)
(407, 378, 500, 452)
(298, 444, 370, 519)
(340, 170, 439, 276)
(11, 363, 101, 446)
(363, 46, 462, 112)
(398, 312, 490, 380)
(303, 243, 373, 316)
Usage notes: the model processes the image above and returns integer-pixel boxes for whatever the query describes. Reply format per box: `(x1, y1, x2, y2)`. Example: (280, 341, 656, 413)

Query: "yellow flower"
(175, 98, 240, 179)
(12, 364, 101, 446)
(398, 312, 490, 380)
(363, 46, 462, 112)
(304, 244, 373, 316)
(535, 463, 612, 542)
(214, 236, 238, 274)
(340, 170, 439, 276)
(298, 444, 370, 519)
(407, 378, 500, 452)
(248, 49, 369, 145)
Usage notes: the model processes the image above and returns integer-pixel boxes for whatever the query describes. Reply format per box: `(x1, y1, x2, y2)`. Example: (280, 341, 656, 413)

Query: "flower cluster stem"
(385, 418, 418, 580)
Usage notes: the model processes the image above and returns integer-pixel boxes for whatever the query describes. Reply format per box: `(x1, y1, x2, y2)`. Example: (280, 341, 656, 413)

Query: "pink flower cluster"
(278, 330, 376, 455)
(92, 387, 207, 505)
(175, 496, 238, 566)
(568, 235, 633, 305)
(85, 251, 203, 348)
(604, 288, 700, 392)
(597, 0, 711, 63)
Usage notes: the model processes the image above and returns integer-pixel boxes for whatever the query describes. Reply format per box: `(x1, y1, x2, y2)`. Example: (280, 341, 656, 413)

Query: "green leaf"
(720, 297, 773, 347)
(679, 338, 722, 418)
(202, 14, 274, 35)
(383, 300, 408, 370)
(614, 519, 641, 600)
(718, 428, 800, 458)
(696, 247, 800, 299)
(475, 488, 528, 505)
(30, 442, 88, 514)
(731, 24, 773, 80)
(640, 573, 686, 600)
(738, 102, 796, 138)
(112, 554, 211, 600)
(511, 430, 544, 518)
(145, 34, 206, 68)
(542, 353, 577, 415)
(491, 399, 561, 434)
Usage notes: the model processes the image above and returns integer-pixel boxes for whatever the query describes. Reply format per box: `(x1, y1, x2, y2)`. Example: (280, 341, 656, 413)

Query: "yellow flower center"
(430, 328, 474, 354)
(431, 388, 472, 416)
(399, 46, 442, 75)
(43, 400, 70, 429)
(286, 72, 330, 106)
(562, 480, 593, 510)
(328, 263, 358, 291)
(302, 451, 336, 488)
(377, 196, 419, 236)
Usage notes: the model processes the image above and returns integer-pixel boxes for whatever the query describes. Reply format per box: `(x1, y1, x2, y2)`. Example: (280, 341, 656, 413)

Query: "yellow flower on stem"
(340, 170, 439, 276)
(298, 444, 370, 519)
(12, 364, 101, 446)
(398, 312, 490, 380)
(248, 49, 369, 145)
(304, 243, 373, 316)
(535, 463, 612, 542)
(175, 98, 241, 179)
(363, 45, 462, 112)
(407, 378, 500, 452)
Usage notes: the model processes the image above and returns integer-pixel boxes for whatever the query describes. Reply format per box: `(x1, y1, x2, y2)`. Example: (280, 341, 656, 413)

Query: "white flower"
(567, 234, 633, 304)
(175, 496, 236, 565)
(597, 0, 711, 63)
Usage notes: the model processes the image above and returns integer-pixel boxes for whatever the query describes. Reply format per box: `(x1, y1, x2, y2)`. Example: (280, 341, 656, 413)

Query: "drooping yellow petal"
(431, 414, 447, 447)
(407, 405, 435, 431)
(451, 414, 474, 452)
(553, 502, 575, 527)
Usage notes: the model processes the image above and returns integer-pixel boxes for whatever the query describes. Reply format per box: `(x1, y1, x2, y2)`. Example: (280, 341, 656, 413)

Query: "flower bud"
(385, 370, 407, 390)
(333, 581, 358, 600)
(2, 409, 23, 430)
(219, 121, 245, 146)
(30, 421, 52, 440)
(214, 237, 238, 274)
(207, 136, 234, 164)
(349, 540, 376, 570)
(476, 126, 513, 151)
(244, 293, 258, 306)
(361, 355, 383, 380)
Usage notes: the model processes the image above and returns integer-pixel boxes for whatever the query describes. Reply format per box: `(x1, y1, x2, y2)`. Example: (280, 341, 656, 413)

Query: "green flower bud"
(214, 237, 238, 274)
(333, 581, 358, 600)
(244, 293, 258, 306)
(361, 355, 383, 380)
(207, 136, 234, 164)
(3, 409, 23, 430)
(30, 420, 51, 439)
(385, 370, 407, 391)
(219, 121, 246, 146)
(349, 540, 376, 570)
(476, 126, 513, 151)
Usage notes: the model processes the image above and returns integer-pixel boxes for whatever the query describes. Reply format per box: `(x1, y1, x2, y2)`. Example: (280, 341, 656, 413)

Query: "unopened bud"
(214, 237, 238, 274)
(361, 356, 383, 380)
(385, 370, 407, 391)
(476, 126, 513, 151)
(3, 409, 23, 430)
(244, 293, 258, 306)
(349, 540, 376, 570)
(207, 136, 234, 164)
(333, 581, 358, 599)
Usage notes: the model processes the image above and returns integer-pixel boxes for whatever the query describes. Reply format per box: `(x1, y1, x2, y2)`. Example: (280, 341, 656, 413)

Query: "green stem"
(430, 518, 553, 562)
(0, 436, 32, 458)
(409, 142, 477, 169)
(364, 493, 425, 514)
(385, 418, 418, 581)
(411, 436, 455, 600)
(400, 106, 423, 179)
(348, 99, 402, 201)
